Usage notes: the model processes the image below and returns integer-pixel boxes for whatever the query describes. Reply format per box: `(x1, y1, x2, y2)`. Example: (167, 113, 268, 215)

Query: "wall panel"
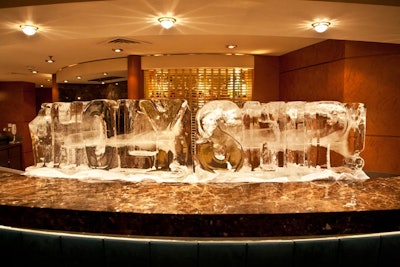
(0, 82, 36, 169)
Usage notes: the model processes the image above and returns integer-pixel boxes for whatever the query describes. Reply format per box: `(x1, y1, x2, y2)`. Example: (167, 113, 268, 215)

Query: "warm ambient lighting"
(112, 48, 123, 53)
(20, 24, 39, 36)
(312, 21, 331, 33)
(158, 17, 176, 29)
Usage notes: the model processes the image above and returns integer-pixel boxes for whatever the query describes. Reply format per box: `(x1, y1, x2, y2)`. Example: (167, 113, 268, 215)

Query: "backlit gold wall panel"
(144, 68, 253, 111)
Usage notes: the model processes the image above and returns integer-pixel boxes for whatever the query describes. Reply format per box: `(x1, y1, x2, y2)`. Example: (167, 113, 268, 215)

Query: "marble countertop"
(0, 170, 399, 237)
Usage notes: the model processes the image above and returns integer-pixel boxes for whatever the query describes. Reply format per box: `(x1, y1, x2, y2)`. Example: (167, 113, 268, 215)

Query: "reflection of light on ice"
(127, 150, 157, 156)
(23, 165, 369, 183)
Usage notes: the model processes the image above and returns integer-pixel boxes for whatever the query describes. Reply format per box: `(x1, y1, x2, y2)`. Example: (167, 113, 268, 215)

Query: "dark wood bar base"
(1, 170, 399, 237)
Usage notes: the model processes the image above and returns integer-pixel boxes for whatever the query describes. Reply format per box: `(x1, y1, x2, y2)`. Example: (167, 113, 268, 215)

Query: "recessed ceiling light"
(103, 72, 108, 76)
(158, 17, 176, 29)
(226, 44, 237, 49)
(31, 70, 38, 74)
(20, 24, 39, 36)
(76, 76, 82, 80)
(112, 48, 123, 53)
(312, 21, 331, 33)
(45, 56, 55, 63)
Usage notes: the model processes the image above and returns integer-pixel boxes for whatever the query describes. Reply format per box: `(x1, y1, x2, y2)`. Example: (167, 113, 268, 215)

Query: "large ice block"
(29, 103, 53, 167)
(28, 98, 192, 175)
(194, 100, 366, 173)
(139, 99, 192, 171)
(195, 100, 244, 172)
(82, 99, 119, 169)
(51, 101, 88, 168)
(116, 99, 157, 169)
(27, 99, 366, 182)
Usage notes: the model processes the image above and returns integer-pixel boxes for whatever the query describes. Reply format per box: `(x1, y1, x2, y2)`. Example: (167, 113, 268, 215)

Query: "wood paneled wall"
(279, 40, 400, 174)
(253, 55, 280, 102)
(0, 82, 36, 168)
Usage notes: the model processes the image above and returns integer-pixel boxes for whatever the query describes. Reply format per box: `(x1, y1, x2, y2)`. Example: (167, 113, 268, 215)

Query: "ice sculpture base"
(23, 165, 369, 183)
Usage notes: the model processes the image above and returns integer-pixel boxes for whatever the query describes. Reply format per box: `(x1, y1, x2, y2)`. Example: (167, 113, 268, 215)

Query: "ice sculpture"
(51, 101, 88, 168)
(82, 99, 119, 169)
(195, 100, 244, 172)
(29, 99, 191, 174)
(195, 100, 366, 173)
(116, 99, 157, 169)
(28, 99, 366, 182)
(139, 99, 192, 171)
(29, 103, 53, 167)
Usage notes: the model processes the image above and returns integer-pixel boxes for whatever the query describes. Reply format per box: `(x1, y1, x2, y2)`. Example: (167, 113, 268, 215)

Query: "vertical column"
(51, 73, 59, 102)
(127, 55, 144, 99)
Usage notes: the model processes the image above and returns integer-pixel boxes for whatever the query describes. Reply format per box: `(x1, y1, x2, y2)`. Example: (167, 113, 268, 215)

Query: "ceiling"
(0, 0, 399, 87)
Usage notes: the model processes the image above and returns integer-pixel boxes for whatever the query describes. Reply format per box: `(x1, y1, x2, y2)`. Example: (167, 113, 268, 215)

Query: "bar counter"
(0, 169, 399, 237)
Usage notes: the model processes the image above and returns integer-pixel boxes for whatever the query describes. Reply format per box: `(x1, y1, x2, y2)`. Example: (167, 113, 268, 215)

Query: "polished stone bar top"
(0, 169, 399, 237)
(1, 171, 399, 214)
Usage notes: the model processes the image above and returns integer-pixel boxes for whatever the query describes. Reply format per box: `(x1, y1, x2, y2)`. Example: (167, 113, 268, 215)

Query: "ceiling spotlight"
(31, 70, 38, 74)
(312, 21, 331, 33)
(226, 44, 237, 49)
(112, 48, 123, 53)
(20, 24, 39, 36)
(158, 17, 176, 29)
(45, 56, 55, 63)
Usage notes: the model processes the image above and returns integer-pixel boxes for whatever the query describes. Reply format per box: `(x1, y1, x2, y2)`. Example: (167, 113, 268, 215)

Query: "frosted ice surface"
(26, 99, 368, 183)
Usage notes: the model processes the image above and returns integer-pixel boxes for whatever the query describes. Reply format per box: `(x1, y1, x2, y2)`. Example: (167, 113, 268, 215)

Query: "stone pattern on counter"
(0, 171, 399, 237)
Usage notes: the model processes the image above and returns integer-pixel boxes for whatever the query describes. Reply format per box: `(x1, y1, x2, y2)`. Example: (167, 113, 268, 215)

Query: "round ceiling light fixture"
(311, 21, 331, 33)
(158, 17, 176, 29)
(45, 56, 55, 63)
(226, 44, 237, 49)
(20, 24, 39, 36)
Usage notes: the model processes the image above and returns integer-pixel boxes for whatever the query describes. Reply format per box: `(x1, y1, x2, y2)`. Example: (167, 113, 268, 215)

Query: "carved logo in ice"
(83, 99, 118, 170)
(51, 102, 88, 168)
(259, 102, 282, 171)
(195, 100, 244, 172)
(116, 99, 157, 169)
(29, 103, 53, 167)
(27, 99, 366, 181)
(139, 99, 191, 171)
(194, 100, 366, 173)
